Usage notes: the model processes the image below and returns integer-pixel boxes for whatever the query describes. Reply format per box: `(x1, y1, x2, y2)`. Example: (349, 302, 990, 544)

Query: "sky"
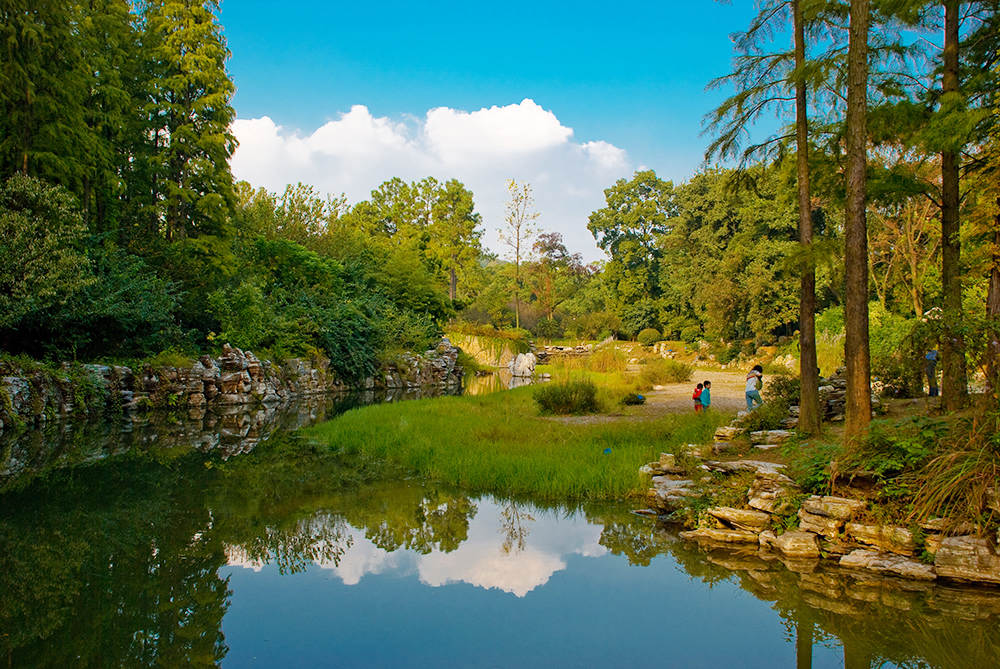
(221, 1, 767, 261)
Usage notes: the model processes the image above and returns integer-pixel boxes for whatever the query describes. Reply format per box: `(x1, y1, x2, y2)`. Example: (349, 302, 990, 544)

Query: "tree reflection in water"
(3, 430, 1000, 668)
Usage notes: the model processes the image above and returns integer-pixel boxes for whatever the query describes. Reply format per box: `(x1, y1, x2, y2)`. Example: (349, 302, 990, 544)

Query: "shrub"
(534, 380, 601, 415)
(738, 402, 790, 432)
(637, 328, 661, 346)
(764, 374, 800, 407)
(638, 358, 693, 387)
(679, 325, 702, 343)
(583, 347, 628, 373)
(533, 317, 562, 340)
(621, 393, 646, 406)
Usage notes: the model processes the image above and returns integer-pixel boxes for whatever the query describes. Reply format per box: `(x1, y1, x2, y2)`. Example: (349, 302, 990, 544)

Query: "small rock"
(797, 509, 844, 538)
(749, 429, 795, 444)
(753, 443, 780, 451)
(714, 426, 742, 442)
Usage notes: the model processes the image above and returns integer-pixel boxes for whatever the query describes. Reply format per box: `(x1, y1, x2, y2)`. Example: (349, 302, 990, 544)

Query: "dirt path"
(544, 369, 749, 424)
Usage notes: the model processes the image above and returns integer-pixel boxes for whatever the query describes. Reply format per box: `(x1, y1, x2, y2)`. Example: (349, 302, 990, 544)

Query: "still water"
(1, 396, 999, 668)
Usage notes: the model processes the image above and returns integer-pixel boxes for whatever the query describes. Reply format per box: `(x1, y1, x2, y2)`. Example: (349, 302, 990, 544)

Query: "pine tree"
(140, 0, 237, 241)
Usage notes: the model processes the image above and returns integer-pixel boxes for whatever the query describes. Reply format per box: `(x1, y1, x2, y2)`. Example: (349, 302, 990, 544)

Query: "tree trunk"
(844, 0, 872, 441)
(794, 0, 820, 435)
(940, 0, 968, 410)
(987, 200, 1000, 397)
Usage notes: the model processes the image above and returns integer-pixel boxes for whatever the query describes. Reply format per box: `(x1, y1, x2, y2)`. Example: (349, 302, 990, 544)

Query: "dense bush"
(636, 328, 661, 346)
(534, 380, 601, 415)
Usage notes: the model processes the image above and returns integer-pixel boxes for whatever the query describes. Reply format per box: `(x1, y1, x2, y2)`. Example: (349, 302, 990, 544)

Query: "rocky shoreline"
(639, 420, 1000, 588)
(0, 338, 463, 433)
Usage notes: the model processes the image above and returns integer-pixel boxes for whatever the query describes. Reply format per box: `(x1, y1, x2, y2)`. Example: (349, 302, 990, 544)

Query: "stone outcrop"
(933, 536, 1000, 585)
(760, 530, 821, 558)
(840, 549, 936, 581)
(681, 528, 760, 544)
(845, 523, 918, 557)
(707, 506, 771, 532)
(0, 339, 463, 432)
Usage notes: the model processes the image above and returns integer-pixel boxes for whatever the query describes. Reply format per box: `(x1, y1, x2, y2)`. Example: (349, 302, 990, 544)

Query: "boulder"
(648, 478, 698, 512)
(508, 352, 537, 378)
(714, 426, 742, 442)
(801, 495, 865, 520)
(841, 549, 936, 581)
(920, 517, 977, 535)
(702, 459, 791, 480)
(707, 506, 771, 532)
(797, 509, 844, 538)
(934, 536, 1000, 585)
(760, 530, 821, 558)
(680, 528, 761, 544)
(845, 523, 917, 556)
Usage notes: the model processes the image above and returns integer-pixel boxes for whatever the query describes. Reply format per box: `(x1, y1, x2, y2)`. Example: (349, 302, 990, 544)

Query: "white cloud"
(230, 99, 632, 262)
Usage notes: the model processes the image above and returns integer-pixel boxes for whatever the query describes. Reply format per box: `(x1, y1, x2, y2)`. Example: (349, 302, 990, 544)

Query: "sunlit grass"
(304, 386, 727, 501)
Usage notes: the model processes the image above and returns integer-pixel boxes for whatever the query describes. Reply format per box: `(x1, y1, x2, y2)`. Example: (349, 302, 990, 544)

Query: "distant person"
(700, 380, 711, 410)
(692, 383, 704, 413)
(746, 365, 763, 411)
(925, 350, 939, 397)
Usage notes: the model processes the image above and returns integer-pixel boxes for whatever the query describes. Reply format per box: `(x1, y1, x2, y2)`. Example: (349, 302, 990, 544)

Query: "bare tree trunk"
(794, 0, 820, 435)
(844, 0, 872, 441)
(449, 254, 457, 302)
(940, 0, 968, 409)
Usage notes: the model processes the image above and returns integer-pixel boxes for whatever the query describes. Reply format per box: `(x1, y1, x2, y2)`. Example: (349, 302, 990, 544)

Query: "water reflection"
(2, 431, 1000, 667)
(463, 369, 534, 395)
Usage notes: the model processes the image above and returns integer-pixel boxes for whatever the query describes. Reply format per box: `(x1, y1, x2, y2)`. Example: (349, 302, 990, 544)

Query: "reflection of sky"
(227, 498, 606, 597)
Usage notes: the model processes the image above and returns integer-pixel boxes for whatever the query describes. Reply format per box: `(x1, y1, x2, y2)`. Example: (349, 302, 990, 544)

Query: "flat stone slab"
(707, 506, 771, 532)
(841, 549, 936, 581)
(846, 523, 917, 556)
(714, 426, 742, 442)
(749, 429, 795, 444)
(801, 495, 866, 520)
(934, 536, 1000, 585)
(702, 459, 791, 481)
(797, 509, 845, 538)
(680, 528, 760, 544)
(752, 443, 780, 451)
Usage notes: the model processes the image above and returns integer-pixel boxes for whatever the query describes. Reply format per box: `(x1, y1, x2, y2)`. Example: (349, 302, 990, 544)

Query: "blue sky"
(221, 1, 769, 259)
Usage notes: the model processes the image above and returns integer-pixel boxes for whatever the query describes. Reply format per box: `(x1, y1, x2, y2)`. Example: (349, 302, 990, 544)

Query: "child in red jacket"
(692, 383, 704, 412)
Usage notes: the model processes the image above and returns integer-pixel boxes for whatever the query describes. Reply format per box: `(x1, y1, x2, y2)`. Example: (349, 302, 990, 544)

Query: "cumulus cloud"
(230, 99, 632, 262)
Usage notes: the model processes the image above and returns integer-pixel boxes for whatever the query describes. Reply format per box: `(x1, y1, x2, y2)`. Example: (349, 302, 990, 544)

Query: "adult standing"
(746, 365, 764, 411)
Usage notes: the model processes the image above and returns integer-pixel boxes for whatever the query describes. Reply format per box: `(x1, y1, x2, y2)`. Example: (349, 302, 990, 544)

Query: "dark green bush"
(534, 380, 601, 415)
(637, 328, 661, 346)
(621, 393, 646, 406)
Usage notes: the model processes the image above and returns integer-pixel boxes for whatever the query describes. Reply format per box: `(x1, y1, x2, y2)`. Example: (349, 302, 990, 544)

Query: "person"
(925, 350, 939, 397)
(692, 383, 704, 412)
(700, 380, 711, 410)
(745, 365, 764, 411)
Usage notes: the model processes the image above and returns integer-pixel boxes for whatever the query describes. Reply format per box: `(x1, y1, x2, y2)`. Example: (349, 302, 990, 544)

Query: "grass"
(636, 358, 693, 388)
(304, 385, 727, 501)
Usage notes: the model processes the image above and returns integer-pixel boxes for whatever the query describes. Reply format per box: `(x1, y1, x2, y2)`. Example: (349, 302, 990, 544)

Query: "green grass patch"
(534, 379, 600, 415)
(304, 386, 727, 501)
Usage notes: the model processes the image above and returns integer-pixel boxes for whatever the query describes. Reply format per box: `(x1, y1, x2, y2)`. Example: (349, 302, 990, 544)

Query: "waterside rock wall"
(0, 338, 463, 433)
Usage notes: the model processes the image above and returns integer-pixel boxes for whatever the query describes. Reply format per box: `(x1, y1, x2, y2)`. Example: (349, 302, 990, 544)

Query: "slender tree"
(500, 179, 539, 329)
(844, 0, 873, 440)
(429, 179, 482, 303)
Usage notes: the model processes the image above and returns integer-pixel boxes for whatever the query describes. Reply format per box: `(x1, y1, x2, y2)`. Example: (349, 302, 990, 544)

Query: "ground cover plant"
(534, 380, 600, 415)
(304, 386, 726, 501)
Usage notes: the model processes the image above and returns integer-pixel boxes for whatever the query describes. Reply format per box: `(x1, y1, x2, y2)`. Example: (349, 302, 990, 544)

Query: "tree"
(141, 0, 237, 240)
(844, 0, 873, 440)
(499, 179, 539, 329)
(528, 232, 587, 321)
(0, 2, 89, 185)
(428, 179, 482, 303)
(0, 175, 91, 330)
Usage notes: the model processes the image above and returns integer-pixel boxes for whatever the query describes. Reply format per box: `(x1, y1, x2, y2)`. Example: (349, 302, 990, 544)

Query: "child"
(700, 380, 711, 410)
(692, 383, 704, 412)
(746, 365, 763, 411)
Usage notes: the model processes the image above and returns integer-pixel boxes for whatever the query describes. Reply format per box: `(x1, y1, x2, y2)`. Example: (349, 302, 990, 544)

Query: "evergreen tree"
(140, 0, 237, 241)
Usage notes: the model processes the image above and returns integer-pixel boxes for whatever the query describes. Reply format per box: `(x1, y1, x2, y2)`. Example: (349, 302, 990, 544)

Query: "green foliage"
(534, 380, 601, 415)
(620, 393, 646, 406)
(784, 440, 842, 494)
(0, 175, 90, 329)
(739, 402, 790, 432)
(637, 358, 693, 387)
(636, 328, 661, 346)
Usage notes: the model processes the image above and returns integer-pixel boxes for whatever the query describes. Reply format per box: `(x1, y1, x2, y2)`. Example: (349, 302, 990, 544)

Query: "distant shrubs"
(638, 358, 692, 388)
(738, 402, 790, 432)
(637, 328, 661, 346)
(534, 380, 601, 415)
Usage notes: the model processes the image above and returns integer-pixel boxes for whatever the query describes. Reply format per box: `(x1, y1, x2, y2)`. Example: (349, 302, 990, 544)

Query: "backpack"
(692, 387, 702, 400)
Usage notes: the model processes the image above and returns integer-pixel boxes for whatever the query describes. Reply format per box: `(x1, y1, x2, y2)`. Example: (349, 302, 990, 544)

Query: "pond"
(1, 396, 999, 668)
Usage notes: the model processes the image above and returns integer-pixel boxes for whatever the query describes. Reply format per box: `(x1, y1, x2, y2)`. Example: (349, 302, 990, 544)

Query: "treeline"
(0, 2, 484, 380)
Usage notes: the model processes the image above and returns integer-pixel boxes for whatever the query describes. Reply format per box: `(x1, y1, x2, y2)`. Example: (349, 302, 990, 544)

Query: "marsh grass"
(304, 386, 726, 501)
(636, 358, 693, 388)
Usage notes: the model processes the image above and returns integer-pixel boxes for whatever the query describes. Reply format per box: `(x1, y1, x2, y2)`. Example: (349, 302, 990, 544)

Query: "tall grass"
(304, 386, 726, 501)
(636, 358, 693, 388)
